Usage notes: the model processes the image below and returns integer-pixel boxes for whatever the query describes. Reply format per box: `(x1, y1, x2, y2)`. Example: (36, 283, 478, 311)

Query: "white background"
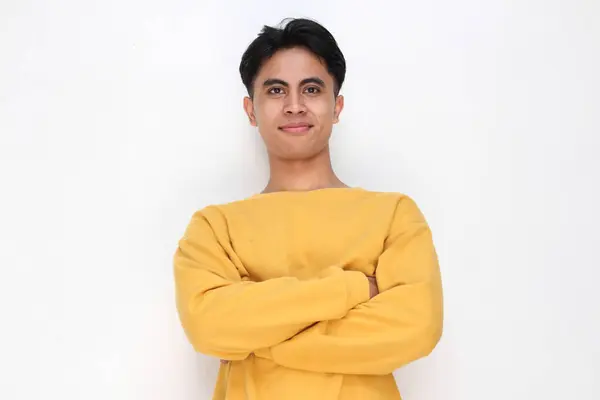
(1, 1, 599, 399)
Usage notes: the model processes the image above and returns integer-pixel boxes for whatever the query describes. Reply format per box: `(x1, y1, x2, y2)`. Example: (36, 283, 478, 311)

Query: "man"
(174, 18, 443, 399)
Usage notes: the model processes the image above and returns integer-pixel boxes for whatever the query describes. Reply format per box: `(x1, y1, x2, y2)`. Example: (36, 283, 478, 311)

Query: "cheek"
(311, 99, 336, 122)
(256, 101, 280, 124)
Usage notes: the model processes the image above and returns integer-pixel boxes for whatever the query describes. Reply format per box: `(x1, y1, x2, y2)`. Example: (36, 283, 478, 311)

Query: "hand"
(367, 276, 379, 299)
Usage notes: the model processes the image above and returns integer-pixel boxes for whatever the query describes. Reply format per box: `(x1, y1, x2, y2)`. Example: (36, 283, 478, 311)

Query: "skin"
(243, 47, 348, 193)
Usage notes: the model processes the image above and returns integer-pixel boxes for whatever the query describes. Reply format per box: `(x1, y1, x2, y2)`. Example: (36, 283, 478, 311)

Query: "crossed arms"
(173, 196, 443, 375)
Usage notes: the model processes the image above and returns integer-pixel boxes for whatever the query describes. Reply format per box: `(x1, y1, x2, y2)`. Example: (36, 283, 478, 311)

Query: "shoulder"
(365, 190, 421, 207)
(186, 194, 266, 228)
(365, 190, 428, 224)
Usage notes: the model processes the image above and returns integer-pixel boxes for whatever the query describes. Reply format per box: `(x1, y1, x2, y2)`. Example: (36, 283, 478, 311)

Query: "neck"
(263, 146, 348, 193)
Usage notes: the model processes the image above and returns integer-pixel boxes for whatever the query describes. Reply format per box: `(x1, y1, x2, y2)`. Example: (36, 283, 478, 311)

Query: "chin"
(272, 145, 328, 161)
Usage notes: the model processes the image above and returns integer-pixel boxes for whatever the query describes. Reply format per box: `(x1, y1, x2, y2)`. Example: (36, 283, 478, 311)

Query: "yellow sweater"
(174, 188, 443, 399)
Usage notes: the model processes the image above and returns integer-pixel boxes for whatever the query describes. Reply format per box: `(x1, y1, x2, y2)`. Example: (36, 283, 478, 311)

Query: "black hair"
(239, 18, 346, 98)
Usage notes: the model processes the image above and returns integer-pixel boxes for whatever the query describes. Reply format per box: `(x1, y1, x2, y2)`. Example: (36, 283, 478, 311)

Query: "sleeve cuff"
(344, 270, 371, 309)
(254, 347, 272, 360)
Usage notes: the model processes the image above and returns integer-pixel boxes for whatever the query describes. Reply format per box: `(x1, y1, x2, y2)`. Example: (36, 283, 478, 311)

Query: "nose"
(283, 92, 307, 115)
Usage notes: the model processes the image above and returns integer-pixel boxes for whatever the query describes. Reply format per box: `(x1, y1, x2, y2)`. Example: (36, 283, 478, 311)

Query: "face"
(243, 47, 344, 160)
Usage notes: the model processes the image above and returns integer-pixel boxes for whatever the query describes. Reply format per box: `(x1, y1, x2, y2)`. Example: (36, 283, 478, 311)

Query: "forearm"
(175, 260, 370, 360)
(254, 277, 443, 374)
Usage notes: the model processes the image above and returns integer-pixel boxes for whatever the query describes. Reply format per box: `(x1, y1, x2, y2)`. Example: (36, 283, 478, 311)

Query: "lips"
(278, 122, 313, 134)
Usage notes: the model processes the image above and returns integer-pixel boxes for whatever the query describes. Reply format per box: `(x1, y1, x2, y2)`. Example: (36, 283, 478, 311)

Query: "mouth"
(278, 123, 313, 134)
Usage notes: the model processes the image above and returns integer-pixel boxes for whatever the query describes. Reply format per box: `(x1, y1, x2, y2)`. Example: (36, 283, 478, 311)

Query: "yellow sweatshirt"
(174, 187, 443, 400)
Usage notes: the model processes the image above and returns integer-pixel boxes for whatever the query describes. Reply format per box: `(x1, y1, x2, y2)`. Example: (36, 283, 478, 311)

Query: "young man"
(174, 18, 443, 400)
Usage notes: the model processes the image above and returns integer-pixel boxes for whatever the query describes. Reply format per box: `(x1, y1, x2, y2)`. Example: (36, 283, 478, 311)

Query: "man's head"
(239, 18, 346, 161)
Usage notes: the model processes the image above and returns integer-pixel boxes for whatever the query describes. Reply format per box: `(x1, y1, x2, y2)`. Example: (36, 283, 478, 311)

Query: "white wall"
(1, 0, 599, 399)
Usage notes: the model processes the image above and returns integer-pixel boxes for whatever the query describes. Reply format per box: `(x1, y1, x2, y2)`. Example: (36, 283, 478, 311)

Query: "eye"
(268, 87, 285, 95)
(304, 86, 321, 94)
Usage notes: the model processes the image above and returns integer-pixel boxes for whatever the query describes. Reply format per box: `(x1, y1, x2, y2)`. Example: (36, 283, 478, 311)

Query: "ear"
(333, 95, 344, 124)
(243, 96, 257, 127)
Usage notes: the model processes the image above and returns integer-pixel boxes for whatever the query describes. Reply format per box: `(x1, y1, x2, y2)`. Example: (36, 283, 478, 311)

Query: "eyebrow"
(263, 78, 288, 87)
(300, 77, 326, 87)
(262, 77, 326, 88)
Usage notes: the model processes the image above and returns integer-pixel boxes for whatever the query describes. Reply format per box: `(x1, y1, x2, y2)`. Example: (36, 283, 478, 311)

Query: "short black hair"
(239, 18, 346, 98)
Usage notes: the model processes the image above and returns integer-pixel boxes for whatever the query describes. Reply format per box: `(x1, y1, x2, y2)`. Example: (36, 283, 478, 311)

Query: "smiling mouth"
(278, 124, 313, 134)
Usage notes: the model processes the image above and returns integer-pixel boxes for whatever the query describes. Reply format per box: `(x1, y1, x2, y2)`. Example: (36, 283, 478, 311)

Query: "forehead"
(256, 47, 332, 84)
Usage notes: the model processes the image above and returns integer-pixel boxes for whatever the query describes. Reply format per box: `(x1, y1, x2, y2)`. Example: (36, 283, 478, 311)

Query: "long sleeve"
(173, 206, 371, 361)
(254, 196, 443, 375)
